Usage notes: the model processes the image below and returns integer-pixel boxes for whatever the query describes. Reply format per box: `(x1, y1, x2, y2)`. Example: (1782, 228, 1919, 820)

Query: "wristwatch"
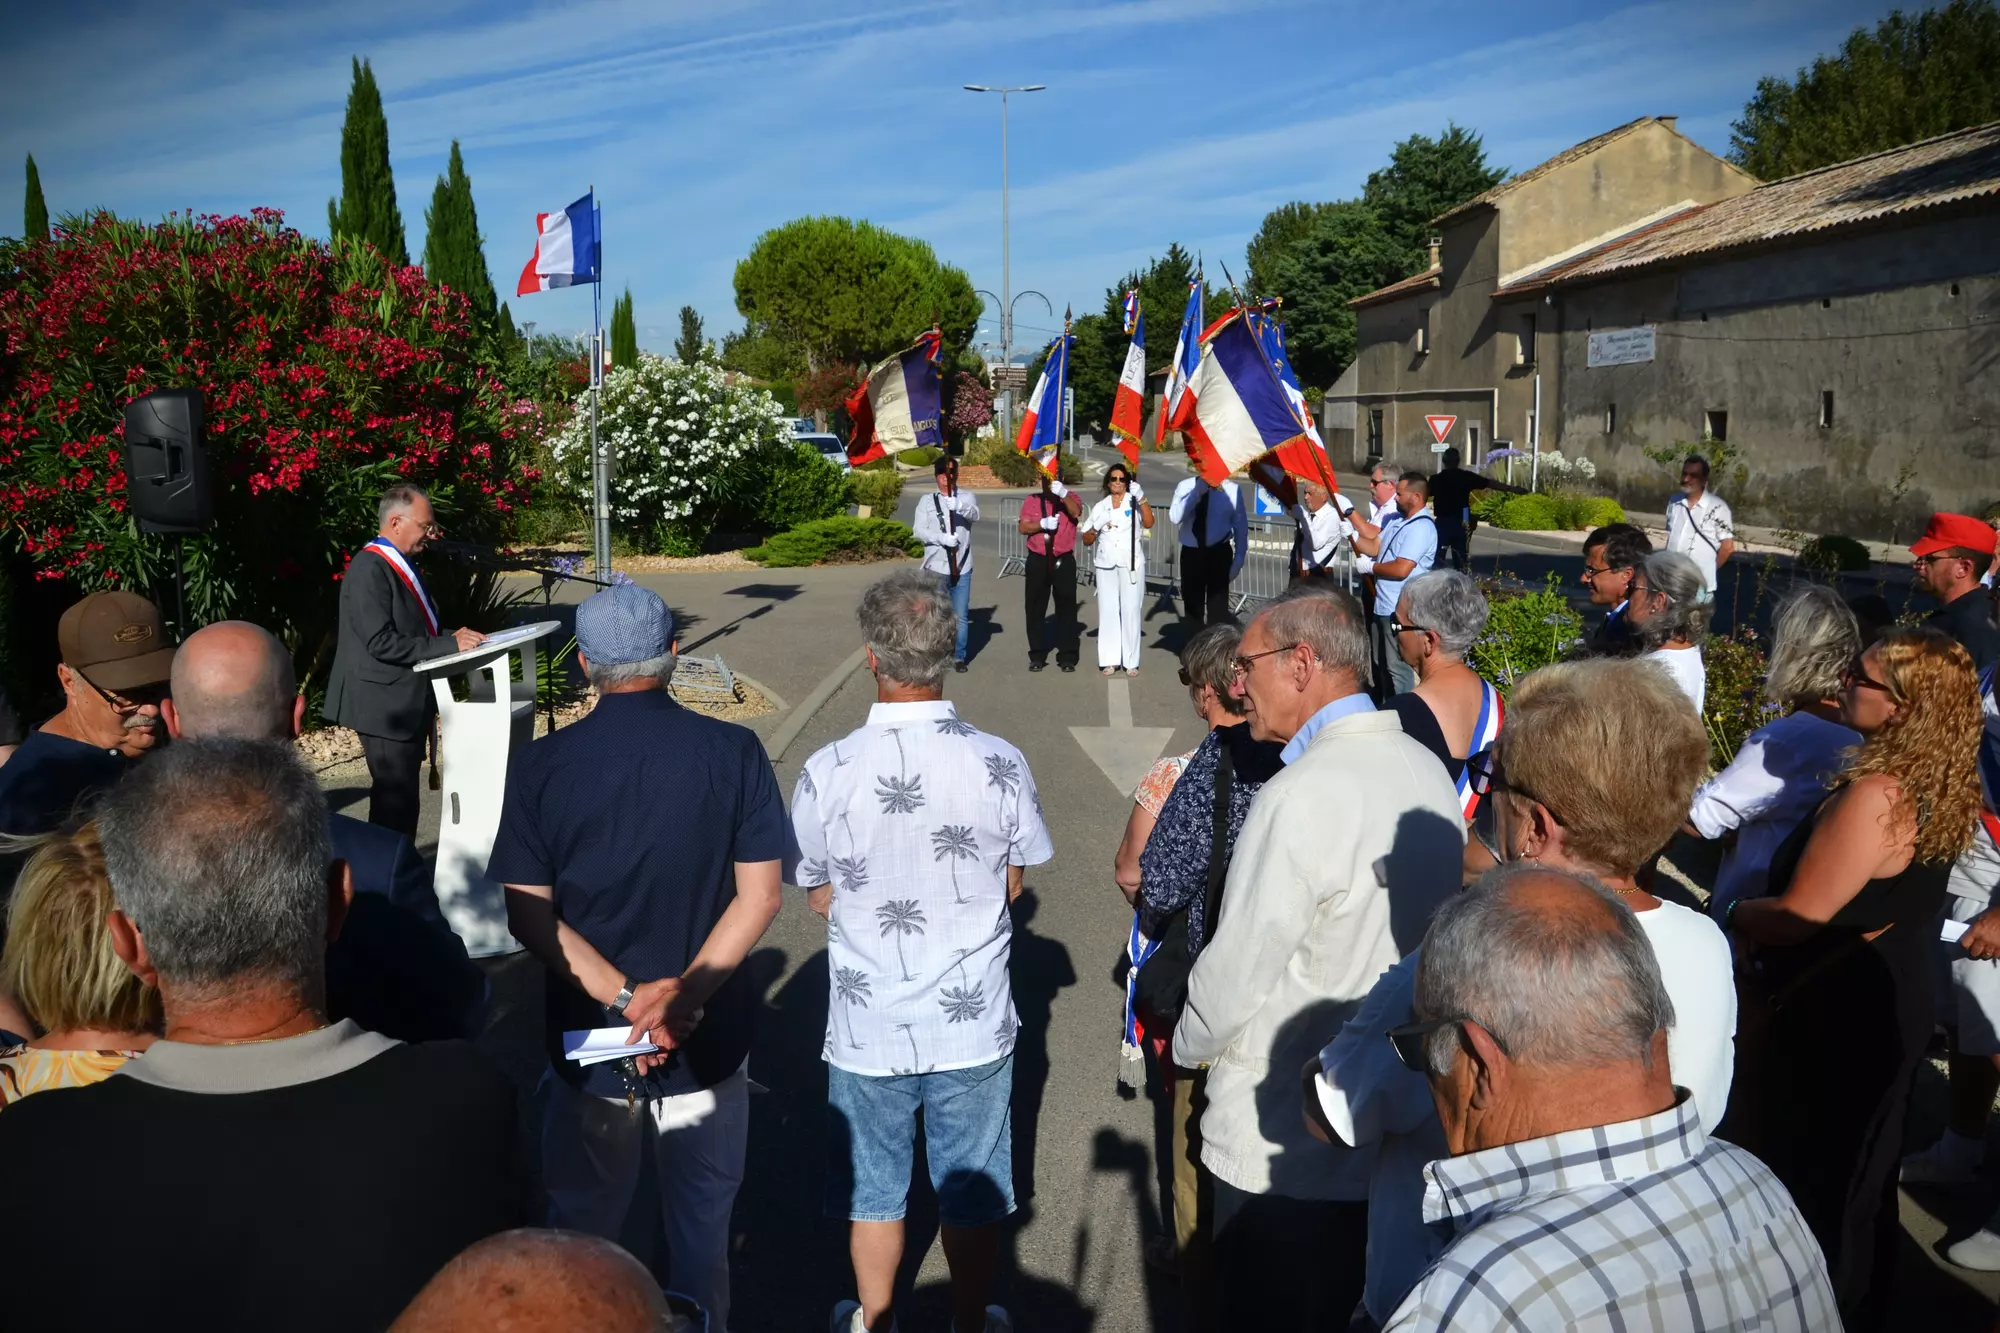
(610, 977, 638, 1017)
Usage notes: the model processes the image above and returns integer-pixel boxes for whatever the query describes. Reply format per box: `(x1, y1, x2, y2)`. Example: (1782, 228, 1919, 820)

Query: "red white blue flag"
(1153, 278, 1202, 447)
(1109, 292, 1145, 468)
(1171, 306, 1330, 486)
(516, 191, 600, 295)
(1015, 324, 1073, 480)
(844, 328, 944, 467)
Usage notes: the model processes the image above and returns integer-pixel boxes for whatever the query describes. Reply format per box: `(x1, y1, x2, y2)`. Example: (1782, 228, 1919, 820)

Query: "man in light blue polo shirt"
(1356, 472, 1437, 699)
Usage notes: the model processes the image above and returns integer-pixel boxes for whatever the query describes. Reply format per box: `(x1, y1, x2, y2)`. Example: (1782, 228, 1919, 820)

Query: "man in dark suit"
(162, 620, 487, 1042)
(324, 484, 485, 841)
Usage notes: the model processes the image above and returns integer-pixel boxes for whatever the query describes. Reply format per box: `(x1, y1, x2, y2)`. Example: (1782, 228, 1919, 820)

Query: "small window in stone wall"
(1605, 403, 1617, 434)
(1368, 408, 1384, 459)
(1704, 410, 1728, 443)
(1820, 391, 1834, 429)
(1416, 308, 1431, 355)
(1517, 315, 1535, 366)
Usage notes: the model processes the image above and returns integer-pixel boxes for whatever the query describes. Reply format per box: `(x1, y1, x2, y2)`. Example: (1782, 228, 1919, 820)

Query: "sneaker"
(831, 1300, 862, 1333)
(1947, 1226, 2000, 1271)
(1902, 1134, 1984, 1187)
(983, 1307, 1013, 1333)
(954, 660, 969, 673)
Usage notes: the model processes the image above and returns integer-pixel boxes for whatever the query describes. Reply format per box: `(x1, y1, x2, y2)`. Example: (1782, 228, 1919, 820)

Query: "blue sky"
(2, 0, 1889, 356)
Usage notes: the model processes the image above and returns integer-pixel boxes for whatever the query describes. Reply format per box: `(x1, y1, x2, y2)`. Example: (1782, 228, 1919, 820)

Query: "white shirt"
(1316, 901, 1738, 1321)
(1082, 494, 1147, 572)
(1168, 476, 1249, 551)
(1354, 496, 1395, 575)
(788, 700, 1053, 1076)
(1644, 644, 1706, 711)
(1690, 711, 1858, 916)
(911, 490, 980, 579)
(1665, 490, 1734, 591)
(1294, 496, 1351, 572)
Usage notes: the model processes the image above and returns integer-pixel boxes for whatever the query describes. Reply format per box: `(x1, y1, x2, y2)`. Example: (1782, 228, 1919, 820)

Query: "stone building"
(1339, 115, 2000, 539)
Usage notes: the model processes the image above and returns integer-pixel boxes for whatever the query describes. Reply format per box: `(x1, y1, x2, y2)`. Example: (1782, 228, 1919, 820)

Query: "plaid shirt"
(1384, 1096, 1839, 1332)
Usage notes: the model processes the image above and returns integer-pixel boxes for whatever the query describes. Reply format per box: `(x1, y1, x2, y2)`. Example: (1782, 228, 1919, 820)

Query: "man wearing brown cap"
(0, 590, 174, 843)
(1910, 512, 2000, 671)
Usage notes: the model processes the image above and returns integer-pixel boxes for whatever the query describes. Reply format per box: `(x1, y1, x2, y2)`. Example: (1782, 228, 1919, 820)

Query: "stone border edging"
(766, 645, 868, 763)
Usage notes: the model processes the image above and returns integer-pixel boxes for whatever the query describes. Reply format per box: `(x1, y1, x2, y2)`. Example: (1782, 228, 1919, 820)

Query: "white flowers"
(549, 353, 792, 532)
(1533, 450, 1597, 492)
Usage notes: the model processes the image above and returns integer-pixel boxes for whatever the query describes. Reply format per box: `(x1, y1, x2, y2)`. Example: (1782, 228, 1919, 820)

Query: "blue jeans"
(825, 1055, 1016, 1226)
(940, 572, 972, 661)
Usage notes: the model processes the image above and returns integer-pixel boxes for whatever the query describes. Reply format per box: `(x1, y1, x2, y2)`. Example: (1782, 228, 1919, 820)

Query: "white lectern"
(413, 620, 562, 957)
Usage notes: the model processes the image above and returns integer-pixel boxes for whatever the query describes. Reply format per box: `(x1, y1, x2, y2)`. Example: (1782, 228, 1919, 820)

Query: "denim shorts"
(825, 1054, 1016, 1227)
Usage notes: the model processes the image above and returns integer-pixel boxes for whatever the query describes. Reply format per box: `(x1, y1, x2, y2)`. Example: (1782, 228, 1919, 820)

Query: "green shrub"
(845, 468, 905, 515)
(1481, 492, 1623, 531)
(1468, 574, 1586, 694)
(856, 455, 898, 473)
(1702, 630, 1773, 768)
(1487, 494, 1560, 530)
(897, 446, 942, 468)
(1797, 533, 1872, 574)
(1470, 490, 1510, 521)
(1569, 495, 1627, 529)
(732, 442, 847, 532)
(746, 517, 921, 567)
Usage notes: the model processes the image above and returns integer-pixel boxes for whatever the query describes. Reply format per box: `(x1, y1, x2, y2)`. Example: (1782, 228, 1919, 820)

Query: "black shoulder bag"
(1132, 740, 1235, 1032)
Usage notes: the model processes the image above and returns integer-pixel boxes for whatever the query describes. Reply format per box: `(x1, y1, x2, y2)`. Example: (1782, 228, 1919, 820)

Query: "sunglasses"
(1843, 660, 1893, 694)
(1388, 617, 1430, 637)
(1385, 1016, 1482, 1073)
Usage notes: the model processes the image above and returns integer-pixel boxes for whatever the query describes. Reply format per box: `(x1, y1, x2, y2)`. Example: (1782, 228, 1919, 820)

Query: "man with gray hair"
(490, 581, 788, 1331)
(1381, 864, 1836, 1331)
(1174, 582, 1462, 1329)
(161, 620, 485, 1042)
(788, 569, 1053, 1333)
(0, 738, 522, 1332)
(324, 482, 488, 841)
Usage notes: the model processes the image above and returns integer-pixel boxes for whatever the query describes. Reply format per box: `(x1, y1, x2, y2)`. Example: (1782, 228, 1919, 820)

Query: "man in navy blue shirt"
(490, 583, 788, 1330)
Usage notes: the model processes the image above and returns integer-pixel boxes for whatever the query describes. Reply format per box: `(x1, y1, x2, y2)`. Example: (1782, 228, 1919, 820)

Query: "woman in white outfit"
(1081, 464, 1154, 675)
(1627, 549, 1712, 711)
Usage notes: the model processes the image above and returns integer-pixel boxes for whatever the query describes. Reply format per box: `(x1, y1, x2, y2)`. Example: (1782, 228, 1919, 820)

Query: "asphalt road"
(320, 528, 1994, 1330)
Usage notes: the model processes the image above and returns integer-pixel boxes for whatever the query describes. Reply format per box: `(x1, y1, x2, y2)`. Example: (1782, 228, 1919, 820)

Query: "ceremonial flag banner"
(1109, 292, 1146, 468)
(1015, 328, 1073, 479)
(1153, 278, 1203, 447)
(1253, 308, 1325, 450)
(844, 329, 944, 467)
(516, 192, 600, 295)
(1171, 307, 1331, 486)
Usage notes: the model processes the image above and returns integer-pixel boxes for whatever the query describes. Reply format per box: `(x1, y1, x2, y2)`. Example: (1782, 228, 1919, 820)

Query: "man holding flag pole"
(1015, 316, 1084, 672)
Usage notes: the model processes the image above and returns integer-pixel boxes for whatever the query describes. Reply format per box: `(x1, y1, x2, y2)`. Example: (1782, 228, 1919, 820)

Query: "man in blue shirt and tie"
(1169, 474, 1249, 635)
(1355, 472, 1438, 700)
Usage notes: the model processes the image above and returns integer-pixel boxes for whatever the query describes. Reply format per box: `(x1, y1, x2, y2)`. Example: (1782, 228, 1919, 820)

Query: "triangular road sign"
(1425, 414, 1457, 445)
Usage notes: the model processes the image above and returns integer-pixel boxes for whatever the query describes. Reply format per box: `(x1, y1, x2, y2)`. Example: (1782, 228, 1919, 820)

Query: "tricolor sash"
(1458, 677, 1505, 821)
(363, 537, 440, 635)
(1120, 911, 1160, 1088)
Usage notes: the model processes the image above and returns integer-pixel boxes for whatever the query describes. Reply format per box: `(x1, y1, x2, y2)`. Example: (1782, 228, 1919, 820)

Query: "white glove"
(954, 527, 972, 548)
(1048, 479, 1069, 499)
(1039, 516, 1061, 533)
(1128, 483, 1145, 503)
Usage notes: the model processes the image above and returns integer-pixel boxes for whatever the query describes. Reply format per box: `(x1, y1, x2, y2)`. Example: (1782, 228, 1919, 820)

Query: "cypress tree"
(327, 57, 409, 265)
(610, 288, 638, 369)
(24, 155, 48, 240)
(676, 305, 706, 363)
(498, 301, 519, 345)
(421, 140, 497, 322)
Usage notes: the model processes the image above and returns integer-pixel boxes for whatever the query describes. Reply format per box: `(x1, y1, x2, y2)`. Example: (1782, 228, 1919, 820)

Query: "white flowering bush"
(1531, 449, 1598, 493)
(548, 353, 795, 553)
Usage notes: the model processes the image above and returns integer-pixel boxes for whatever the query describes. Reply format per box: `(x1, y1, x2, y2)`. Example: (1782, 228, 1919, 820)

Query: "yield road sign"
(1425, 414, 1457, 445)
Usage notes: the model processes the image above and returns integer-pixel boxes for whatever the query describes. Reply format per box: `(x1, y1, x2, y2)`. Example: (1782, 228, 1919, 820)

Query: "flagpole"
(590, 189, 609, 584)
(1214, 257, 1340, 501)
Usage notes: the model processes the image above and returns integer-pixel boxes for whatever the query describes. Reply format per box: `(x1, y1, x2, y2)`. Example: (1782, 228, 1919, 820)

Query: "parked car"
(800, 432, 850, 470)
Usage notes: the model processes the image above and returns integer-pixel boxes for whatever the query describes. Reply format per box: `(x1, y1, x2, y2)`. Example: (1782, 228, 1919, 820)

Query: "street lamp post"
(964, 82, 1044, 444)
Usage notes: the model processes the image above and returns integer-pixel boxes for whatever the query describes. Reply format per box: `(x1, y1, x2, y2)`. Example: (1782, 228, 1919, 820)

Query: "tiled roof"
(1430, 117, 1663, 229)
(1348, 264, 1441, 310)
(1546, 120, 2000, 284)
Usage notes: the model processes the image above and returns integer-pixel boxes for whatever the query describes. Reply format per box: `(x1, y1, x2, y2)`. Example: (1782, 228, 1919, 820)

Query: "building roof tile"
(1348, 264, 1441, 310)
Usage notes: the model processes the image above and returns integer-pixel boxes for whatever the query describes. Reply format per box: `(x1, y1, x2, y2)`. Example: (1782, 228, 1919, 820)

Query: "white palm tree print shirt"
(788, 700, 1054, 1076)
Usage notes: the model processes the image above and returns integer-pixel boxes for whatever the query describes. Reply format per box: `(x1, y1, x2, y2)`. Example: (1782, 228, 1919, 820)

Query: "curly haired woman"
(1724, 626, 1982, 1329)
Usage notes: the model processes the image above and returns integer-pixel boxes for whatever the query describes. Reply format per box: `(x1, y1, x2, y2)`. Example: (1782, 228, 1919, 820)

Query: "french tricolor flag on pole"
(516, 192, 600, 295)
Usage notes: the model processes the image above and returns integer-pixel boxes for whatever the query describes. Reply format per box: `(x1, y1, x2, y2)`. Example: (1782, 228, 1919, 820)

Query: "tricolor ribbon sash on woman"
(1120, 912, 1161, 1088)
(1458, 678, 1506, 821)
(363, 537, 440, 635)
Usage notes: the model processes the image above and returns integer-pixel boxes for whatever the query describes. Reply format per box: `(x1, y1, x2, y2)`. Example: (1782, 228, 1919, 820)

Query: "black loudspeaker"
(122, 389, 211, 534)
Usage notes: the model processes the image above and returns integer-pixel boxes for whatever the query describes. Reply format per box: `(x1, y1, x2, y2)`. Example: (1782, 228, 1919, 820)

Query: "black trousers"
(1179, 539, 1235, 633)
(1211, 1179, 1367, 1331)
(1437, 518, 1471, 571)
(358, 732, 425, 843)
(1024, 551, 1080, 667)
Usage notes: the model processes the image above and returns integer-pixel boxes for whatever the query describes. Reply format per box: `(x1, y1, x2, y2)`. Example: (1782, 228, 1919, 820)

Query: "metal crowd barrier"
(987, 498, 1354, 612)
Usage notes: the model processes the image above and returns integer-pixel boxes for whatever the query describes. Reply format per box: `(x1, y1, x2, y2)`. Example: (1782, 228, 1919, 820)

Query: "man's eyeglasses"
(1387, 617, 1430, 637)
(1385, 1016, 1482, 1073)
(1580, 562, 1626, 582)
(1229, 643, 1306, 677)
(1369, 476, 1394, 489)
(1913, 553, 1962, 569)
(82, 675, 168, 714)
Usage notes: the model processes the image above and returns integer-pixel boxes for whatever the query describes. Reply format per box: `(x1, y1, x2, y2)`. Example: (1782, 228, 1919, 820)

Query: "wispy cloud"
(2, 0, 1886, 351)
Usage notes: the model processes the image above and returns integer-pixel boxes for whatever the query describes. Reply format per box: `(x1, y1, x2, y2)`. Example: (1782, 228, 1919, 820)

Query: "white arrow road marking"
(1070, 676, 1176, 797)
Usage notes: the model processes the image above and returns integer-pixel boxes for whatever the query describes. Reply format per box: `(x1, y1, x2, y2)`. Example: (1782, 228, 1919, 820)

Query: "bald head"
(391, 1229, 669, 1333)
(165, 621, 299, 742)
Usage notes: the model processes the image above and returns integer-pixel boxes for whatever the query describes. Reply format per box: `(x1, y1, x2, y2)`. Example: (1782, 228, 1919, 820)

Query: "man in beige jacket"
(1173, 583, 1463, 1330)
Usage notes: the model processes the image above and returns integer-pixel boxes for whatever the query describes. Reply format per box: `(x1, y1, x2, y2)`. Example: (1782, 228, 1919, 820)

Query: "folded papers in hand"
(562, 1025, 661, 1067)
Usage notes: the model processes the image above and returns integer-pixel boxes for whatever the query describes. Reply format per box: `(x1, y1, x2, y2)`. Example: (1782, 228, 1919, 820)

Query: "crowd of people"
(1, 465, 1999, 1332)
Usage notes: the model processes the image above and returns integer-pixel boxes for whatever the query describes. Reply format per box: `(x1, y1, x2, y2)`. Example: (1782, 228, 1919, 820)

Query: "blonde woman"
(0, 823, 160, 1108)
(1726, 627, 1981, 1322)
(1081, 463, 1154, 675)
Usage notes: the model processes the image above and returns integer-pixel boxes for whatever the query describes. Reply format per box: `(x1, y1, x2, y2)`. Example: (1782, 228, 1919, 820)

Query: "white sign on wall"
(1587, 326, 1657, 368)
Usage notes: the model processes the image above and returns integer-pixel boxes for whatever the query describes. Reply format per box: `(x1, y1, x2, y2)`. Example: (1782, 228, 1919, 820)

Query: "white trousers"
(1095, 566, 1144, 669)
(540, 1065, 750, 1330)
